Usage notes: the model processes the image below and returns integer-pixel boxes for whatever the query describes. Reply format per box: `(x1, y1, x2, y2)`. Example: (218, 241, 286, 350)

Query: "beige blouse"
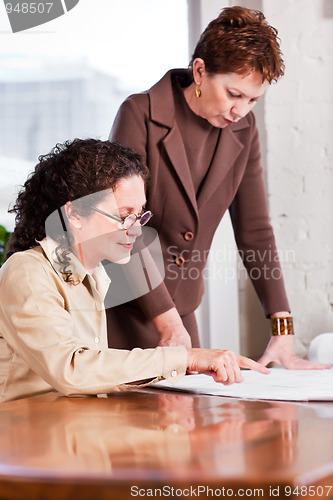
(0, 238, 187, 402)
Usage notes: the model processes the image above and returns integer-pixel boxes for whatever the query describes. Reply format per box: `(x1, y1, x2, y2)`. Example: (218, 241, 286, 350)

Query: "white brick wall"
(263, 0, 333, 355)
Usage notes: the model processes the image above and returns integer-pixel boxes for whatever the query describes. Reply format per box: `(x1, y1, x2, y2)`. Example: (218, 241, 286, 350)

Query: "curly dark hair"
(190, 6, 285, 83)
(6, 139, 149, 260)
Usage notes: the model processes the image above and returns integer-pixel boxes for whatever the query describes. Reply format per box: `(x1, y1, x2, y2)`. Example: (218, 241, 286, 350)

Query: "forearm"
(152, 308, 192, 348)
(152, 307, 184, 332)
(229, 122, 290, 316)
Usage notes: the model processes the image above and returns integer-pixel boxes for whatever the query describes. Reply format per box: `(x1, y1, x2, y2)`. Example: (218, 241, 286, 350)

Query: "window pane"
(0, 0, 189, 230)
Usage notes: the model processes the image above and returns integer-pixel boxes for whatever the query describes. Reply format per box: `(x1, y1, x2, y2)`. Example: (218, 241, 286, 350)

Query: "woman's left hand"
(258, 335, 332, 369)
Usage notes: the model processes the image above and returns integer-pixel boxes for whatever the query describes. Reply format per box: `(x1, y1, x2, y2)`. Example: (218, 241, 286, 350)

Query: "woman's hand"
(258, 335, 332, 369)
(153, 308, 192, 348)
(187, 348, 270, 385)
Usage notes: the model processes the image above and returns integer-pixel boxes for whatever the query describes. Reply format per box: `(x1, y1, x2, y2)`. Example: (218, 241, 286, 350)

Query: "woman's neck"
(183, 82, 201, 119)
(72, 243, 98, 275)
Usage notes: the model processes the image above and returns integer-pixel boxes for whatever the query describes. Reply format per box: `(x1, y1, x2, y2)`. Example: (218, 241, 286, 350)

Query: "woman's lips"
(120, 243, 134, 250)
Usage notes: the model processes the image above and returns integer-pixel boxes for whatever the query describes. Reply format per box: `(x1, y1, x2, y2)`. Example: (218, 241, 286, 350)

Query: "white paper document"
(153, 368, 333, 401)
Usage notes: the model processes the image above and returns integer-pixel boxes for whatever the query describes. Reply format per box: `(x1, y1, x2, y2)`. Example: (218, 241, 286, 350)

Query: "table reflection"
(0, 389, 305, 480)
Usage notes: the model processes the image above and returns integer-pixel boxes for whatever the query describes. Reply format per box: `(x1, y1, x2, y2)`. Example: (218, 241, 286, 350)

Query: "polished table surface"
(1, 389, 333, 499)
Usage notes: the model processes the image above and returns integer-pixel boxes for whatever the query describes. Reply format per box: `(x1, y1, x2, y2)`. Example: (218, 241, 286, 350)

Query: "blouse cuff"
(161, 346, 187, 383)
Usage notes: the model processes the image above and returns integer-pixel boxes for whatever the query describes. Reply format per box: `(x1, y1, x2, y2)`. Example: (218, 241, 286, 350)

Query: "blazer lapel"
(197, 119, 249, 210)
(148, 70, 251, 216)
(162, 126, 198, 216)
(149, 70, 198, 216)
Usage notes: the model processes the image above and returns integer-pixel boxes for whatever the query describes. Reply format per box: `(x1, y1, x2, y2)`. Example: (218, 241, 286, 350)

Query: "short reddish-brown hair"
(190, 6, 285, 83)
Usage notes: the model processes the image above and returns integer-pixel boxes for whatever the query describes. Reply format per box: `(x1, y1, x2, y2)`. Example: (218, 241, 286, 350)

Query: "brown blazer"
(107, 69, 289, 349)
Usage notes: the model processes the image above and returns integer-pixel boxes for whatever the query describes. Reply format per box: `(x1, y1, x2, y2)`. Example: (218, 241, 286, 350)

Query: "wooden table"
(1, 389, 333, 499)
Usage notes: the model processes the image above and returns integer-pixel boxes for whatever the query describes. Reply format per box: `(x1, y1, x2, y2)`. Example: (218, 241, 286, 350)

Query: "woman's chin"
(119, 255, 131, 264)
(112, 252, 131, 265)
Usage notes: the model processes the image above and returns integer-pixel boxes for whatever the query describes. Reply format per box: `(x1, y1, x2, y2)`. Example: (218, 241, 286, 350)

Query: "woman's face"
(190, 59, 269, 128)
(68, 175, 146, 270)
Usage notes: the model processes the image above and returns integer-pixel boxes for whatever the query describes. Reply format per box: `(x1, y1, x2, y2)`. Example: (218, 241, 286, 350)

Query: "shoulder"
(0, 247, 73, 315)
(1, 246, 46, 269)
(118, 69, 186, 115)
(0, 246, 54, 287)
(124, 92, 150, 108)
(115, 92, 150, 123)
(112, 70, 190, 139)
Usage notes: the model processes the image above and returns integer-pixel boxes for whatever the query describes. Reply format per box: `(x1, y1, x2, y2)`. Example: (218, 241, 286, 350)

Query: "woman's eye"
(228, 90, 241, 98)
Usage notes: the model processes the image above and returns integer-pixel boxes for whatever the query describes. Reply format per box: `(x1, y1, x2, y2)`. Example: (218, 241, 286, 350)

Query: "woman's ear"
(192, 58, 206, 86)
(64, 201, 82, 230)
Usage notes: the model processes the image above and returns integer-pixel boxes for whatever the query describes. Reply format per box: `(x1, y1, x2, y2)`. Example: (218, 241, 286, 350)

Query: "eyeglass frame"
(89, 205, 153, 230)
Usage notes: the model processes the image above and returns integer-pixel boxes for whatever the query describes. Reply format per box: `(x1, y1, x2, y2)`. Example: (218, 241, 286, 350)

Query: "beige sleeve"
(0, 253, 187, 398)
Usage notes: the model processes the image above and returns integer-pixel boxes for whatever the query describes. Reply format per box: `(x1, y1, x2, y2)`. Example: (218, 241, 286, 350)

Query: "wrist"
(271, 316, 294, 336)
(270, 311, 291, 318)
(186, 348, 198, 372)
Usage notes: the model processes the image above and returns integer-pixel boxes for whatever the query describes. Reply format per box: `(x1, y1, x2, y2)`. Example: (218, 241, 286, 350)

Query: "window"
(0, 0, 189, 230)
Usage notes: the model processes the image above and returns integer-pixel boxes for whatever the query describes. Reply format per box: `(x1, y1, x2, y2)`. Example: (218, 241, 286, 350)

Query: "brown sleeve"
(110, 95, 149, 162)
(229, 115, 290, 317)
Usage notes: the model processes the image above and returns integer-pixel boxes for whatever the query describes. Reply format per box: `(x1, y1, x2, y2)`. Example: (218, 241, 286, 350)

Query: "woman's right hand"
(187, 348, 270, 385)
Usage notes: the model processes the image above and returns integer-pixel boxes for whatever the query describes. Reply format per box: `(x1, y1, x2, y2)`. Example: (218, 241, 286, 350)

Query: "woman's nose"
(231, 101, 252, 120)
(127, 223, 142, 237)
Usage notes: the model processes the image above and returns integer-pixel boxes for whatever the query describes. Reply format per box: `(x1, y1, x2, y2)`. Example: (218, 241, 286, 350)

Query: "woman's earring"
(195, 87, 201, 98)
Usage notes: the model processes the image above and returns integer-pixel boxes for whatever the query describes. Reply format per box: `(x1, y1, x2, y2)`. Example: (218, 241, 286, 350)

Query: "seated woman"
(0, 139, 268, 402)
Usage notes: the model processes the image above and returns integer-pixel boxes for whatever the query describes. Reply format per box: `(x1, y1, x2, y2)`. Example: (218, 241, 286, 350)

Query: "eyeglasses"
(89, 206, 153, 230)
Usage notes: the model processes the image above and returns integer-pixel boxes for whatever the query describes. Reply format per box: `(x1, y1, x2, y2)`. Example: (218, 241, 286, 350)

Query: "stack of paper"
(153, 368, 333, 401)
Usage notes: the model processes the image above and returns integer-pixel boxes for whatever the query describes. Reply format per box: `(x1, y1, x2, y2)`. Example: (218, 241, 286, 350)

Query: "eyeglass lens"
(139, 211, 152, 225)
(123, 211, 151, 230)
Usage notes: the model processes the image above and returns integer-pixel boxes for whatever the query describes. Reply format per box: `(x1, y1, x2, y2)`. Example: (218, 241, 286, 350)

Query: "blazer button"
(175, 255, 185, 266)
(184, 231, 194, 241)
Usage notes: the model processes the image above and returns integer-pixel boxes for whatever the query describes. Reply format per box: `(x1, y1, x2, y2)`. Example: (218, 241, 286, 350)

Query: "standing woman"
(108, 6, 328, 369)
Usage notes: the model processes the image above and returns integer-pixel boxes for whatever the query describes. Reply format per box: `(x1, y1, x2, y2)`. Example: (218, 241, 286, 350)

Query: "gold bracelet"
(271, 316, 294, 336)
